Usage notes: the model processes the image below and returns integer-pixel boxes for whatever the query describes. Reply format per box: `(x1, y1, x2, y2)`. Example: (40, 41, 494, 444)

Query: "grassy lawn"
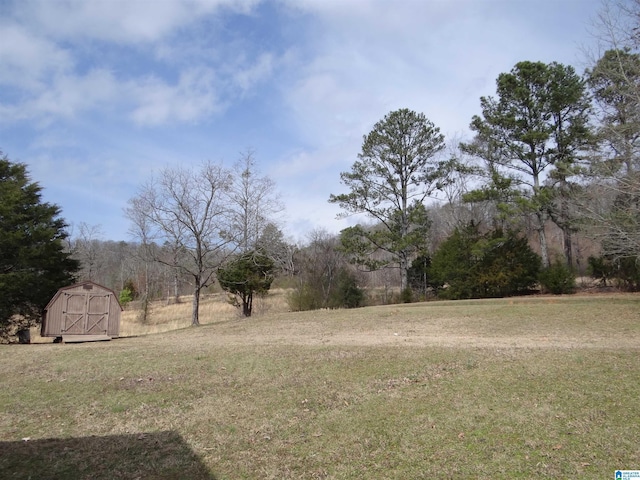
(1, 294, 639, 479)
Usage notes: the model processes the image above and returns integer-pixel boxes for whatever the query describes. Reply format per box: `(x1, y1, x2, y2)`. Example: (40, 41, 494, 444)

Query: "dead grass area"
(146, 292, 638, 350)
(5, 292, 640, 479)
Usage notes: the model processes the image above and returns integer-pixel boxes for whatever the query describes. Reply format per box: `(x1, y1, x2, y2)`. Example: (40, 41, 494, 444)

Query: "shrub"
(430, 224, 541, 300)
(588, 256, 614, 286)
(400, 287, 413, 303)
(613, 257, 640, 291)
(407, 254, 435, 299)
(119, 279, 139, 307)
(123, 279, 138, 299)
(287, 267, 365, 311)
(119, 288, 134, 306)
(539, 262, 576, 294)
(287, 284, 318, 312)
(588, 255, 640, 291)
(332, 270, 366, 308)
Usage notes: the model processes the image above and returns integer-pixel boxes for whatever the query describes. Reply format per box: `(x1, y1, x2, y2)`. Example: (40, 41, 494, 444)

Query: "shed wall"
(42, 282, 121, 337)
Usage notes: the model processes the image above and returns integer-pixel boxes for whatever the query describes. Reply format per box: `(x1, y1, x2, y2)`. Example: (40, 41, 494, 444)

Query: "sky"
(0, 0, 604, 243)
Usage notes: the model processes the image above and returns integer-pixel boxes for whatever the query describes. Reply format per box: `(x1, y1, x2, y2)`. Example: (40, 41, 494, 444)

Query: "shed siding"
(42, 282, 121, 338)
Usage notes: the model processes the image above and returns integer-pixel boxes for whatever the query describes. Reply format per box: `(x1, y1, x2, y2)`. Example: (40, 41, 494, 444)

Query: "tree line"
(1, 0, 639, 341)
(330, 0, 640, 298)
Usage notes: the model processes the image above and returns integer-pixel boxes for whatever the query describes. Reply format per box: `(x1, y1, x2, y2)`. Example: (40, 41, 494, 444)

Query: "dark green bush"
(119, 288, 134, 306)
(287, 267, 365, 311)
(400, 287, 413, 303)
(430, 224, 541, 300)
(588, 256, 614, 286)
(539, 262, 576, 294)
(407, 254, 434, 299)
(119, 279, 139, 307)
(613, 257, 640, 291)
(588, 255, 640, 291)
(218, 251, 275, 317)
(333, 270, 366, 308)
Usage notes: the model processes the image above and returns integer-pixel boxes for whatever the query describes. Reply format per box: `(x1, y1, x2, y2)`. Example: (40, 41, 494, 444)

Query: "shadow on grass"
(0, 431, 216, 479)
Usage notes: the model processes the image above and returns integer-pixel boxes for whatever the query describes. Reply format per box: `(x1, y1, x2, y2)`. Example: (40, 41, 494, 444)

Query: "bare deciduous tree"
(229, 151, 283, 253)
(256, 222, 296, 276)
(126, 161, 235, 326)
(71, 223, 105, 282)
(580, 0, 640, 260)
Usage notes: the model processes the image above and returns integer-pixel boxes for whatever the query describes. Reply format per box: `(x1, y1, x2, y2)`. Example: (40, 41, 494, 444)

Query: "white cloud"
(38, 69, 119, 118)
(271, 143, 362, 240)
(1, 69, 119, 124)
(232, 52, 276, 93)
(0, 24, 72, 90)
(29, 129, 80, 151)
(280, 0, 596, 149)
(1, 0, 604, 241)
(1, 64, 223, 127)
(1, 0, 280, 126)
(129, 67, 222, 125)
(12, 0, 261, 44)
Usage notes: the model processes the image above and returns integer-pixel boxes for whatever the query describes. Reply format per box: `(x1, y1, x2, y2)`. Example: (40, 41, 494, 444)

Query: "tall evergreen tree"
(0, 153, 79, 342)
(329, 108, 450, 290)
(462, 61, 592, 267)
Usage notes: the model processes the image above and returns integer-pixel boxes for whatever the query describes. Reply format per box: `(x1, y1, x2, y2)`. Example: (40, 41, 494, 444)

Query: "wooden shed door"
(62, 292, 111, 335)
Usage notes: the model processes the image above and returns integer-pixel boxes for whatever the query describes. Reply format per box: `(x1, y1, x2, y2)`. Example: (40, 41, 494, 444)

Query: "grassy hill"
(2, 294, 639, 479)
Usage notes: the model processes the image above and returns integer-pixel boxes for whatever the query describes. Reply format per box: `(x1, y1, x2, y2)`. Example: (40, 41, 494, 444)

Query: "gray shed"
(41, 281, 122, 340)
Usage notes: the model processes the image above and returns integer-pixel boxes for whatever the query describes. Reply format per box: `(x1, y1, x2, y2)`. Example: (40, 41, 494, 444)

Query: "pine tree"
(0, 153, 79, 342)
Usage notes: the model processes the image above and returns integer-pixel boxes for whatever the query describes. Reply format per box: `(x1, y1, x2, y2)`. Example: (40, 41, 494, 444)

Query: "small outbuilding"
(41, 281, 122, 341)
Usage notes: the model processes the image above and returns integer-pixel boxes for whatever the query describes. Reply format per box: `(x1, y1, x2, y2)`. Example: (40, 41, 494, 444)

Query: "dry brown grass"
(119, 293, 236, 337)
(6, 292, 640, 479)
(119, 288, 292, 337)
(154, 292, 639, 350)
(30, 289, 292, 341)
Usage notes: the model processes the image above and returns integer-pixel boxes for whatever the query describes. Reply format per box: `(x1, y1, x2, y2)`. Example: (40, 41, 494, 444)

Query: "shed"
(41, 281, 122, 340)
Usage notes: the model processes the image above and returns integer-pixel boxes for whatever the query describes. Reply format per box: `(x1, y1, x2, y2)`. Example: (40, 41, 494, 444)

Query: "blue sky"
(1, 0, 603, 242)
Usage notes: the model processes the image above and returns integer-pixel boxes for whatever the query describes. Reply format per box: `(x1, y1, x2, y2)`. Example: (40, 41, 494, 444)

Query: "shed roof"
(45, 281, 123, 312)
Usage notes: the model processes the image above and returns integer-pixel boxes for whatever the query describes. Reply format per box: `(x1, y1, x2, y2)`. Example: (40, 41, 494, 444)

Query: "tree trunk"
(242, 292, 252, 317)
(191, 277, 201, 326)
(399, 254, 409, 292)
(173, 270, 180, 304)
(537, 212, 550, 269)
(558, 184, 573, 268)
(144, 261, 150, 303)
(563, 226, 573, 268)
